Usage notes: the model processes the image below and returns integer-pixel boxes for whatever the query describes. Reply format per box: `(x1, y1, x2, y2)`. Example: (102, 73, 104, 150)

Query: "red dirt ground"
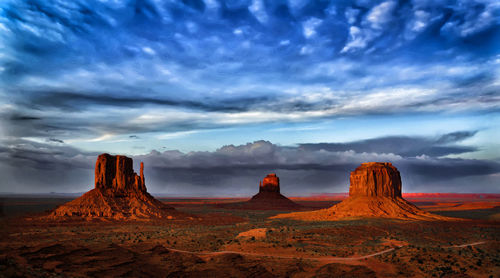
(0, 195, 499, 277)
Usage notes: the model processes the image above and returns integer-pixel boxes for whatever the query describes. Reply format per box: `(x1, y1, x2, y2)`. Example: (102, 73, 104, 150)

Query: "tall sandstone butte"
(349, 162, 402, 198)
(94, 154, 146, 192)
(245, 173, 300, 209)
(259, 173, 280, 193)
(273, 162, 453, 221)
(50, 154, 175, 220)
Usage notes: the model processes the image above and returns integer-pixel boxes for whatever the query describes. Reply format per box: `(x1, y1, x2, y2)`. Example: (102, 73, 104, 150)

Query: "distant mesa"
(49, 153, 176, 220)
(259, 173, 280, 193)
(273, 162, 453, 221)
(245, 173, 301, 209)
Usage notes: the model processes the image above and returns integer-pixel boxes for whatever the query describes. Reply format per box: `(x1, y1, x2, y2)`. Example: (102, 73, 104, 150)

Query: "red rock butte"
(259, 173, 280, 193)
(49, 153, 176, 220)
(94, 154, 146, 193)
(245, 173, 300, 209)
(349, 162, 402, 198)
(273, 162, 454, 221)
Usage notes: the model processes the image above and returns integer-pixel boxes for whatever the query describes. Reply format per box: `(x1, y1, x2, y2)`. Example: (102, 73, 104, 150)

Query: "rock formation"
(49, 154, 176, 220)
(245, 174, 301, 209)
(273, 162, 452, 221)
(349, 162, 401, 198)
(94, 154, 147, 192)
(259, 173, 280, 193)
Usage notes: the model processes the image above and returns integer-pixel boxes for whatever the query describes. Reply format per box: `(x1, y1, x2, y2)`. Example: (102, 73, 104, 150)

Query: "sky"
(0, 0, 499, 196)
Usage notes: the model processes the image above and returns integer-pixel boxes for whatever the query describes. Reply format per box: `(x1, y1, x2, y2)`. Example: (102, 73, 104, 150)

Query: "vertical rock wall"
(94, 153, 145, 192)
(349, 162, 402, 198)
(259, 173, 280, 193)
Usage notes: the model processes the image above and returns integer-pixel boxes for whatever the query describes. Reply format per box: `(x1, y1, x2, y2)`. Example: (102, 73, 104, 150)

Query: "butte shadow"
(272, 162, 456, 221)
(221, 173, 302, 210)
(48, 153, 181, 220)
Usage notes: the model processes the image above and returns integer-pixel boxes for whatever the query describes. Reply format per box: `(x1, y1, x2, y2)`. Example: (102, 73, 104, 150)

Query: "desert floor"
(0, 196, 499, 277)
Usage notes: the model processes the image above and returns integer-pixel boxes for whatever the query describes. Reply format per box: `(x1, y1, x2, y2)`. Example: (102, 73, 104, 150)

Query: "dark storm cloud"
(9, 114, 42, 121)
(298, 131, 478, 158)
(125, 139, 500, 194)
(0, 139, 96, 193)
(405, 158, 499, 180)
(2, 132, 498, 195)
(0, 138, 96, 170)
(47, 138, 64, 144)
(436, 131, 477, 144)
(18, 90, 272, 112)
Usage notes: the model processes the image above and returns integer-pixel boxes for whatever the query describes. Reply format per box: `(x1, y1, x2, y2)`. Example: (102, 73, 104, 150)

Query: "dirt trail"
(445, 241, 486, 248)
(164, 246, 400, 262)
(165, 241, 487, 262)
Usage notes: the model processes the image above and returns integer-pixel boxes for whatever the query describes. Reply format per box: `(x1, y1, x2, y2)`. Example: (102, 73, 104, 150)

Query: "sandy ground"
(0, 196, 499, 277)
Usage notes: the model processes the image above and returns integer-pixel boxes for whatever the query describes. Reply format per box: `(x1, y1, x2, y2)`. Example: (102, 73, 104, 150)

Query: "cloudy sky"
(1, 0, 499, 195)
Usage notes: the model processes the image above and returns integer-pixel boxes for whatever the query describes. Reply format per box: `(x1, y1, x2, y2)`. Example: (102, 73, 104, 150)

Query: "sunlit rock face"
(49, 154, 175, 220)
(259, 173, 280, 193)
(273, 162, 455, 221)
(95, 154, 146, 192)
(349, 162, 402, 198)
(246, 173, 301, 209)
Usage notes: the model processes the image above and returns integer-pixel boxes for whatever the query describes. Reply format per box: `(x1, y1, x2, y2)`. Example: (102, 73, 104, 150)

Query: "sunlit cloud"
(0, 0, 498, 193)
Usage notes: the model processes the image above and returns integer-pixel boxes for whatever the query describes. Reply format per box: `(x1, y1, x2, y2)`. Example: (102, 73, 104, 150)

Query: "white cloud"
(302, 17, 322, 39)
(186, 21, 198, 33)
(300, 45, 313, 55)
(249, 0, 268, 23)
(0, 22, 11, 33)
(458, 3, 497, 37)
(73, 133, 114, 143)
(341, 26, 371, 53)
(142, 47, 156, 55)
(288, 0, 309, 14)
(416, 154, 431, 160)
(344, 7, 359, 24)
(156, 130, 198, 140)
(411, 10, 430, 32)
(204, 0, 219, 9)
(366, 1, 397, 30)
(342, 88, 437, 112)
(440, 1, 499, 38)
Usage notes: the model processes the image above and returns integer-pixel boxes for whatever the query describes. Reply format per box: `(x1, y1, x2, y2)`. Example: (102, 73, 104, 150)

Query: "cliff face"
(349, 162, 402, 198)
(247, 173, 300, 209)
(272, 162, 454, 221)
(49, 154, 175, 220)
(94, 154, 146, 192)
(259, 173, 280, 193)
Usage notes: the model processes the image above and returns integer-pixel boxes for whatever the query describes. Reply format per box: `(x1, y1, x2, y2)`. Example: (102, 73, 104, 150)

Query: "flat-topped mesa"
(95, 153, 145, 192)
(242, 173, 300, 209)
(349, 162, 402, 198)
(259, 173, 280, 193)
(272, 162, 454, 221)
(49, 153, 176, 219)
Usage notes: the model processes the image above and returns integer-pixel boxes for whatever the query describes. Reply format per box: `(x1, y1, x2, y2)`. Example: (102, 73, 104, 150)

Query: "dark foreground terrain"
(0, 196, 499, 277)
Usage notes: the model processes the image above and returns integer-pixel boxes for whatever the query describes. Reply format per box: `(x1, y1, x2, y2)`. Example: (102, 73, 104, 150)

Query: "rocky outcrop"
(259, 174, 280, 193)
(49, 154, 176, 220)
(95, 154, 146, 192)
(349, 162, 401, 198)
(247, 173, 300, 209)
(272, 162, 454, 221)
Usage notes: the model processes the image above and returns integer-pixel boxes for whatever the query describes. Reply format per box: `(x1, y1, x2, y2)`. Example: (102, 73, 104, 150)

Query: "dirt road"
(165, 246, 400, 262)
(165, 241, 486, 262)
(445, 241, 486, 248)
